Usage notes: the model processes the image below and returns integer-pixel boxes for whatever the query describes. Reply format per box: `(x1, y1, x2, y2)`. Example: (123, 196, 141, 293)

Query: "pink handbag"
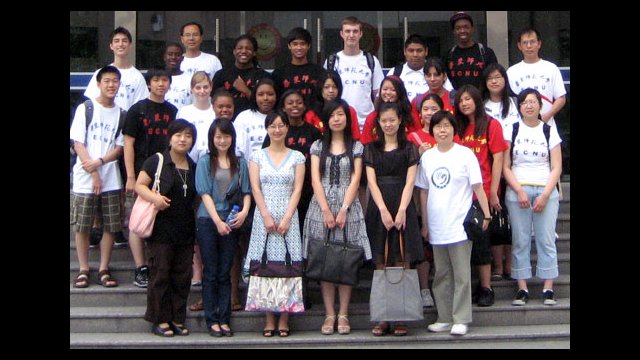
(129, 153, 163, 238)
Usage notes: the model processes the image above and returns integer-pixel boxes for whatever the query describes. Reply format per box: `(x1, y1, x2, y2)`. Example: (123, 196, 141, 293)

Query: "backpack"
(327, 51, 376, 101)
(70, 99, 127, 156)
(389, 63, 404, 77)
(449, 42, 486, 64)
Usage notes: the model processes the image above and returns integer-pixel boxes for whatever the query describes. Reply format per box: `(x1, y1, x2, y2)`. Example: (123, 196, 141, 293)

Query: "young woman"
(411, 57, 455, 121)
(304, 70, 361, 140)
(360, 75, 420, 145)
(234, 77, 278, 160)
(136, 119, 198, 337)
(503, 88, 562, 307)
(302, 100, 372, 335)
(454, 84, 508, 307)
(244, 110, 306, 337)
(195, 118, 251, 337)
(364, 102, 423, 337)
(415, 111, 491, 336)
(479, 63, 520, 281)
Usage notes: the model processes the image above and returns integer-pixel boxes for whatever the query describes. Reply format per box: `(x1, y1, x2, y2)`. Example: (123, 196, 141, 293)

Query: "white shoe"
(421, 289, 435, 307)
(427, 322, 452, 332)
(450, 324, 468, 336)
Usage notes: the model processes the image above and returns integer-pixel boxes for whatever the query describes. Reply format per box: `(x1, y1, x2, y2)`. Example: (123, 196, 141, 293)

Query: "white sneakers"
(450, 324, 468, 336)
(428, 322, 468, 335)
(421, 288, 435, 307)
(427, 322, 452, 332)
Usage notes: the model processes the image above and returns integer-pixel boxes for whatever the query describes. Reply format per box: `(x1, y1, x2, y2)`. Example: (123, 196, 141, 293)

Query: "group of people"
(70, 12, 565, 339)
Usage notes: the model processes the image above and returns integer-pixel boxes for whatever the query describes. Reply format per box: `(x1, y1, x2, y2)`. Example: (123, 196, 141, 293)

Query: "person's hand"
(419, 142, 432, 155)
(490, 192, 502, 211)
(420, 225, 428, 240)
(322, 208, 336, 229)
(91, 172, 102, 195)
(216, 219, 232, 236)
(532, 192, 549, 213)
(277, 215, 291, 236)
(233, 76, 251, 97)
(229, 210, 248, 229)
(263, 213, 278, 233)
(517, 189, 530, 208)
(125, 177, 136, 194)
(380, 208, 394, 230)
(394, 208, 406, 230)
(154, 192, 171, 211)
(335, 208, 347, 229)
(82, 158, 101, 174)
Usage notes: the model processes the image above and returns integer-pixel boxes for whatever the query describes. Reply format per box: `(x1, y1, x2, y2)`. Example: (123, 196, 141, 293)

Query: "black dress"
(363, 142, 423, 266)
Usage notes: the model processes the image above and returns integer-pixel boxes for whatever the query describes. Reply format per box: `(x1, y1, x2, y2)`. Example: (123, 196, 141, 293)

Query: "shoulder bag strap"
(152, 153, 163, 193)
(411, 132, 423, 145)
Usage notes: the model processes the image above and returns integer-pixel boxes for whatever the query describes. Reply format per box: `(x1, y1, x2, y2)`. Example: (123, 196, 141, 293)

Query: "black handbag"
(305, 225, 364, 286)
(249, 233, 303, 278)
(463, 200, 485, 242)
(490, 207, 511, 240)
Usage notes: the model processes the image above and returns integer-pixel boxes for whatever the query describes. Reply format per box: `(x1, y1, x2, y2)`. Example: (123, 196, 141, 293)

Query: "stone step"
(70, 298, 569, 334)
(70, 323, 570, 348)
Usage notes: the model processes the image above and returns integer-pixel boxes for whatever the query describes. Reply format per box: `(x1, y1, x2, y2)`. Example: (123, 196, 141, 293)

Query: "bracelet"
(99, 157, 105, 165)
(341, 204, 349, 210)
(484, 217, 492, 221)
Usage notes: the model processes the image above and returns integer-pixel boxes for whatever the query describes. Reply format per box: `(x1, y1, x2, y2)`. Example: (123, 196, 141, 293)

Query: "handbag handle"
(383, 229, 407, 267)
(152, 153, 164, 193)
(259, 232, 294, 266)
(324, 222, 349, 247)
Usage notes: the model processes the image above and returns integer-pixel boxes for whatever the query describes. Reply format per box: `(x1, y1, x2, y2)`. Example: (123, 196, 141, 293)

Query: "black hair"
(278, 89, 306, 119)
(96, 65, 121, 82)
(145, 67, 173, 85)
(479, 63, 517, 119)
(516, 88, 543, 120)
(318, 99, 355, 177)
(180, 22, 204, 36)
(404, 33, 428, 49)
(249, 77, 277, 113)
(168, 119, 197, 152)
(372, 102, 408, 152)
(517, 28, 542, 43)
(429, 110, 458, 138)
(312, 70, 344, 116)
(286, 27, 312, 45)
(264, 109, 290, 129)
(234, 34, 260, 68)
(208, 118, 239, 177)
(455, 84, 488, 138)
(110, 26, 132, 43)
(374, 76, 413, 130)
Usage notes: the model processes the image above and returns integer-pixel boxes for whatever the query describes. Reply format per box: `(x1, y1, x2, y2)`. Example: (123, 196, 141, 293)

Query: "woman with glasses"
(503, 88, 562, 307)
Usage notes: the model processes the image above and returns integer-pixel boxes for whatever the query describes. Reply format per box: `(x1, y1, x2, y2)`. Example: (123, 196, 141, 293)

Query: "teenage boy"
(445, 12, 498, 90)
(164, 42, 192, 111)
(507, 28, 566, 127)
(388, 34, 453, 102)
(324, 16, 384, 132)
(122, 68, 179, 288)
(71, 65, 125, 289)
(83, 26, 149, 248)
(180, 21, 223, 80)
(271, 27, 326, 109)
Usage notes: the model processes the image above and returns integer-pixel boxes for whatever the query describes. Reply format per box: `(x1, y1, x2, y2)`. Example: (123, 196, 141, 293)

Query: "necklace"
(176, 168, 188, 197)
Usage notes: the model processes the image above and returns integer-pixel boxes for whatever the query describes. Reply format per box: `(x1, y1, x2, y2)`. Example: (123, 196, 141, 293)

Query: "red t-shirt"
(407, 129, 462, 153)
(460, 116, 508, 197)
(411, 90, 455, 123)
(360, 110, 422, 145)
(304, 106, 361, 140)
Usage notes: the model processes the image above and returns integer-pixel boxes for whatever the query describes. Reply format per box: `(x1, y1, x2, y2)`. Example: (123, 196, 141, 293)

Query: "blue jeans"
(505, 185, 559, 280)
(196, 217, 238, 326)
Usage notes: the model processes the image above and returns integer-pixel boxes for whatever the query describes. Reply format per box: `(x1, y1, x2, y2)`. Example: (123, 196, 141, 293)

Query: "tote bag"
(369, 232, 423, 322)
(129, 153, 163, 238)
(305, 225, 364, 285)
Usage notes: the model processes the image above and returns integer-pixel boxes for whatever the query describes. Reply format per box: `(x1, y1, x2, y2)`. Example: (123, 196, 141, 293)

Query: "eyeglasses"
(520, 100, 539, 107)
(487, 75, 503, 82)
(433, 123, 453, 130)
(520, 40, 538, 46)
(268, 124, 287, 130)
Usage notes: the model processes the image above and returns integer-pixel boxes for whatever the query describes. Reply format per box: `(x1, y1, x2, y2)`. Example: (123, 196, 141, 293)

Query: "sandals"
(262, 329, 276, 337)
(98, 269, 118, 287)
(321, 315, 335, 335)
(278, 329, 290, 337)
(170, 322, 189, 336)
(231, 303, 243, 312)
(371, 322, 390, 336)
(73, 270, 90, 288)
(337, 314, 350, 335)
(152, 323, 174, 337)
(189, 298, 204, 311)
(393, 323, 408, 336)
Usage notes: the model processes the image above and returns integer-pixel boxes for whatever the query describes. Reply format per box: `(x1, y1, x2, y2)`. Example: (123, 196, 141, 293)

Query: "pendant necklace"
(177, 168, 188, 197)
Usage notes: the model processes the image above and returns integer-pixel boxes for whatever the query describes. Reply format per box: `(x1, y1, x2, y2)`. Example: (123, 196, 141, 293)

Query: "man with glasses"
(180, 22, 223, 81)
(507, 28, 566, 128)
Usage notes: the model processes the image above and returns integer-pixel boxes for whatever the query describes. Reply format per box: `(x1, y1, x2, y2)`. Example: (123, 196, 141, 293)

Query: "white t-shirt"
(396, 63, 454, 102)
(484, 97, 520, 139)
(70, 101, 125, 194)
(180, 51, 223, 80)
(84, 65, 149, 111)
(233, 109, 267, 159)
(504, 120, 562, 186)
(507, 59, 566, 127)
(166, 73, 192, 111)
(415, 144, 482, 245)
(177, 104, 215, 162)
(324, 50, 384, 131)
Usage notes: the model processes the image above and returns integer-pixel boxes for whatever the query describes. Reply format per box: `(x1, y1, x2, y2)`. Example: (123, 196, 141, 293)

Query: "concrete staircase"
(70, 183, 570, 348)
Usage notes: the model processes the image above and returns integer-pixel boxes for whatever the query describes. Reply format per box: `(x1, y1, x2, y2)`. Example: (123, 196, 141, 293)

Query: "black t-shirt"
(122, 98, 178, 176)
(271, 63, 326, 109)
(212, 66, 271, 120)
(445, 43, 498, 90)
(140, 150, 197, 245)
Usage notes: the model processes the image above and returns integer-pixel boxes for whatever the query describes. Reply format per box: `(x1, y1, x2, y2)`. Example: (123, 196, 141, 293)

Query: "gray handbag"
(369, 231, 424, 322)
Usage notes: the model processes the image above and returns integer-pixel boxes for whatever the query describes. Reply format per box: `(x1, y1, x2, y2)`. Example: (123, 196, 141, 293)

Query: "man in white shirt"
(180, 22, 223, 80)
(324, 16, 384, 132)
(507, 28, 566, 128)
